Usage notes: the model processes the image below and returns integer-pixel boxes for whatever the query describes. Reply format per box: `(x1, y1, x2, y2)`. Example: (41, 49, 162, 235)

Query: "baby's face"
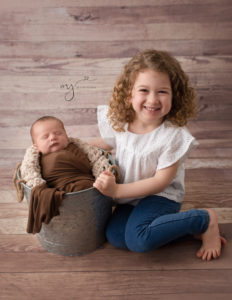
(33, 120, 69, 154)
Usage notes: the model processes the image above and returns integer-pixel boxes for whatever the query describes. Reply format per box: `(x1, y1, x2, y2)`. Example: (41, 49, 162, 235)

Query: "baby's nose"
(50, 134, 56, 140)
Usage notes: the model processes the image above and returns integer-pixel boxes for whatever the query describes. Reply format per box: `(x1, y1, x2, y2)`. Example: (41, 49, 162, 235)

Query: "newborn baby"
(27, 116, 97, 234)
(31, 116, 95, 191)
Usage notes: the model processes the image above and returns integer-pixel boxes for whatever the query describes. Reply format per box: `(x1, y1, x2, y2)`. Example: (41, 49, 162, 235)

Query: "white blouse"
(97, 105, 198, 205)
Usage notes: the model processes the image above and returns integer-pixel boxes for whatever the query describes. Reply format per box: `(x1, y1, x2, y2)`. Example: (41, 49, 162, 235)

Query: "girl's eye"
(42, 135, 48, 139)
(159, 90, 167, 94)
(139, 89, 148, 93)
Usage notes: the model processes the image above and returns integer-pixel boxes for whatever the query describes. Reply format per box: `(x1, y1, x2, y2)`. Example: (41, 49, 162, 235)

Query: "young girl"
(91, 49, 226, 261)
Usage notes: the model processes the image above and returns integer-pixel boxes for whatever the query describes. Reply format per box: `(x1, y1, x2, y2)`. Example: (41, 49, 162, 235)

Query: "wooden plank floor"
(0, 0, 232, 299)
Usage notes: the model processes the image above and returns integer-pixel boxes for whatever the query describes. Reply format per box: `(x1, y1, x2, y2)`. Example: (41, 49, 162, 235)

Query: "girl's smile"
(128, 69, 172, 133)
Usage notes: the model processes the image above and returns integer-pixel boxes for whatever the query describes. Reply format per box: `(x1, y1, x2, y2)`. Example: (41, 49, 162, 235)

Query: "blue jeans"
(106, 195, 209, 252)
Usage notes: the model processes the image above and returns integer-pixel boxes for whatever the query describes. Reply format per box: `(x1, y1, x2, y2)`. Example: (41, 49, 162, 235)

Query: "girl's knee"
(125, 229, 152, 253)
(125, 223, 164, 253)
(125, 237, 151, 253)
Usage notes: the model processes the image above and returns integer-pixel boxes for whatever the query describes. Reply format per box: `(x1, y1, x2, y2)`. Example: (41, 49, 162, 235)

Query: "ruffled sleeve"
(97, 105, 116, 148)
(157, 124, 198, 170)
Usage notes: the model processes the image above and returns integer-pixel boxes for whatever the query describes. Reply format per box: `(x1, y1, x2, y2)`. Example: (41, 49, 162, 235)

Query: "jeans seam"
(148, 213, 208, 232)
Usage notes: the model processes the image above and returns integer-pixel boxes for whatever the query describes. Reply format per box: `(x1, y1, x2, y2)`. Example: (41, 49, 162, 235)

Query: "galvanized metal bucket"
(18, 167, 113, 256)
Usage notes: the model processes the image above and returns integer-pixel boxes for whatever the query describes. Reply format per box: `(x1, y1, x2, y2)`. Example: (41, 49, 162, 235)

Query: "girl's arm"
(93, 161, 179, 199)
(89, 137, 113, 151)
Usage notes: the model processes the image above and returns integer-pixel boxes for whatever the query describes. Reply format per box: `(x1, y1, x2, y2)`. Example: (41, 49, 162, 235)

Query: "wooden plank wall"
(0, 0, 232, 299)
(0, 0, 231, 206)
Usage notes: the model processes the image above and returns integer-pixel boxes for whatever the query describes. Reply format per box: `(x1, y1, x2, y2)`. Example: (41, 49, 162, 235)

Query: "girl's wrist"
(113, 184, 121, 199)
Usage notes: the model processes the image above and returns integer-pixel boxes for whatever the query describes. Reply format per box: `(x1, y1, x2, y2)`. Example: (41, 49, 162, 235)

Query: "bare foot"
(196, 209, 227, 261)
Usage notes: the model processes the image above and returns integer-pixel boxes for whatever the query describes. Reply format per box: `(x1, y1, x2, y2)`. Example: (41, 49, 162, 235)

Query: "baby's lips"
(51, 142, 59, 147)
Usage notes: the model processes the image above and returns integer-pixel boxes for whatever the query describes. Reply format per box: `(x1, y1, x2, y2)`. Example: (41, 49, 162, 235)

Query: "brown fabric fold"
(27, 183, 65, 234)
(27, 143, 95, 234)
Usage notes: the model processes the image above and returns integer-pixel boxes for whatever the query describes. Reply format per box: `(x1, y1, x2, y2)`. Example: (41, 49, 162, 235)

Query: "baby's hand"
(93, 171, 117, 198)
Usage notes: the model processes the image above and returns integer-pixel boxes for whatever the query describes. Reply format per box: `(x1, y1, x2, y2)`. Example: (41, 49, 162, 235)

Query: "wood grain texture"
(1, 23, 232, 42)
(1, 0, 231, 9)
(1, 40, 232, 58)
(1, 269, 232, 300)
(0, 224, 231, 271)
(1, 56, 231, 75)
(1, 4, 231, 25)
(0, 0, 231, 298)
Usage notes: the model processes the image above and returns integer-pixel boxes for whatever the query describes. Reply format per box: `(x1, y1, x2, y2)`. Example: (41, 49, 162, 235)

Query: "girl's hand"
(93, 171, 118, 198)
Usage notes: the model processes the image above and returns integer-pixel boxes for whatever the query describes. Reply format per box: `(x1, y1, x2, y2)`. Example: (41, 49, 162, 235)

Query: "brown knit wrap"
(14, 137, 120, 202)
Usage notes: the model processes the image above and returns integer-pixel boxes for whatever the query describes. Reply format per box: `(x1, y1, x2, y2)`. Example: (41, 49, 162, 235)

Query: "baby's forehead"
(38, 119, 62, 127)
(34, 119, 64, 133)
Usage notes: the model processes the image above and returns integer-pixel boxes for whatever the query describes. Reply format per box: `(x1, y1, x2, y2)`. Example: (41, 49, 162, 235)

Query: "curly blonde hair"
(107, 49, 197, 131)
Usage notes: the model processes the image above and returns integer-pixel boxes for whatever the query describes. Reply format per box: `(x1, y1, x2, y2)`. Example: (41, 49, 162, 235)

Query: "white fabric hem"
(157, 138, 199, 171)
